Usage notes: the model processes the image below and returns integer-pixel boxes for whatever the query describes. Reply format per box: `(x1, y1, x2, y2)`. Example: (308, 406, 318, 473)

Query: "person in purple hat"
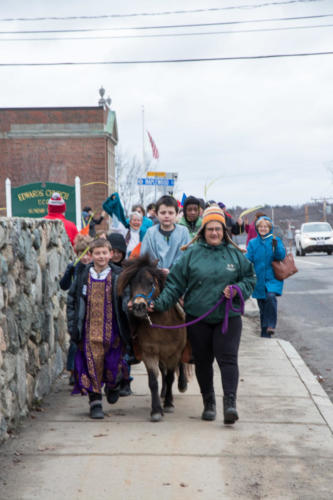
(217, 202, 244, 236)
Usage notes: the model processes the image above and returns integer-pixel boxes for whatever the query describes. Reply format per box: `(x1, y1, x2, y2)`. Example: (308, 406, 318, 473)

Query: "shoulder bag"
(272, 238, 298, 281)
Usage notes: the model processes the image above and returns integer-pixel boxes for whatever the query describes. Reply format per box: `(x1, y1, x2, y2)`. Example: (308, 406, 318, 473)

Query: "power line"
(0, 1, 323, 23)
(0, 22, 332, 42)
(0, 13, 332, 35)
(0, 51, 332, 67)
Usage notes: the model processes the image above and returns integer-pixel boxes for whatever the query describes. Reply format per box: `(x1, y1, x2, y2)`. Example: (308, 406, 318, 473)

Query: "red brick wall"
(0, 108, 115, 225)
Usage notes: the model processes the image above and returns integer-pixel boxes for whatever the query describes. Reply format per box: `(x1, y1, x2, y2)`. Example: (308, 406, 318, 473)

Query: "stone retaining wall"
(0, 217, 74, 443)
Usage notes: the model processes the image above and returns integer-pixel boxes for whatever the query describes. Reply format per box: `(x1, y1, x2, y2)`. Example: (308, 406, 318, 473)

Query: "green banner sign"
(11, 182, 76, 223)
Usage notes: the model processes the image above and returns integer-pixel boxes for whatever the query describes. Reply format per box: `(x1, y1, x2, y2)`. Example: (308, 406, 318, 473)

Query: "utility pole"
(324, 199, 327, 221)
(311, 197, 333, 222)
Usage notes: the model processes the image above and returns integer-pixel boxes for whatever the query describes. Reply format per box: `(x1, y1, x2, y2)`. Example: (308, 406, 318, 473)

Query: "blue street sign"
(137, 178, 175, 186)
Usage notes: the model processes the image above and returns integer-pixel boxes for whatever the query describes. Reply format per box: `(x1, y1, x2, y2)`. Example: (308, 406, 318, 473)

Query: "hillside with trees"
(229, 203, 333, 244)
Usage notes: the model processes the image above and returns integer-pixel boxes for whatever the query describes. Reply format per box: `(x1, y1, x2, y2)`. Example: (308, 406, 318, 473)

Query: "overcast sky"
(1, 0, 333, 208)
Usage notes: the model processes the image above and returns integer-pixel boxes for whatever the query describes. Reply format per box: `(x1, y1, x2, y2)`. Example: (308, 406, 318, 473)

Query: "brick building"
(0, 104, 118, 221)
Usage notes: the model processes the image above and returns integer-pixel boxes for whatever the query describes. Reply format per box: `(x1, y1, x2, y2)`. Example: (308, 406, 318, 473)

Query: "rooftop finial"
(98, 86, 106, 106)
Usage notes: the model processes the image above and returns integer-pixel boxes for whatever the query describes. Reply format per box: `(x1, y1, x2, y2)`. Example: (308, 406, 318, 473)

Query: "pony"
(117, 254, 187, 422)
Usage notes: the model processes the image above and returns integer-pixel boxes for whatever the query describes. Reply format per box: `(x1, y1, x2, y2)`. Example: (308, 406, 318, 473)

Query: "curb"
(277, 338, 333, 434)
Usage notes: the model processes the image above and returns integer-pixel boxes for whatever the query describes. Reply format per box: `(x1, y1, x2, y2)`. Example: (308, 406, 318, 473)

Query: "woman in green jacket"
(151, 205, 256, 425)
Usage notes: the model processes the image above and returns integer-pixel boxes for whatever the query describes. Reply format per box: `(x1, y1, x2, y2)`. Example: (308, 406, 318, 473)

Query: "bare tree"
(115, 149, 156, 214)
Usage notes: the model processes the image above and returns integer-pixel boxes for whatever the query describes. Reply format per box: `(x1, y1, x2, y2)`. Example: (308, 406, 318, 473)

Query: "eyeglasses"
(206, 226, 223, 233)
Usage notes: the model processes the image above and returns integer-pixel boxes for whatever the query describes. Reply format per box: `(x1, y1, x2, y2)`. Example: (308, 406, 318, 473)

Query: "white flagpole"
(154, 165, 157, 202)
(142, 105, 145, 170)
(155, 154, 159, 201)
(141, 105, 145, 206)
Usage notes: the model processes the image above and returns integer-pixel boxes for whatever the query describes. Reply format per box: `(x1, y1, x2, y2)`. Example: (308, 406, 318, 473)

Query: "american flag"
(147, 131, 159, 159)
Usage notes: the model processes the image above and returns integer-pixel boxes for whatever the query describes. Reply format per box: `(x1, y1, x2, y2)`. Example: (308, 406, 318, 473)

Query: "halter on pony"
(132, 284, 156, 303)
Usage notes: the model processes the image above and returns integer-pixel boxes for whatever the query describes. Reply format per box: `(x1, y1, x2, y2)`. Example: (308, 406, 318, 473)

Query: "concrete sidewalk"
(0, 317, 332, 500)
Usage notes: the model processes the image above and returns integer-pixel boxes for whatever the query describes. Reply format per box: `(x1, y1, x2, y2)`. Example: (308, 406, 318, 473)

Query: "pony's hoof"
(151, 413, 163, 422)
(178, 380, 188, 393)
(163, 405, 174, 413)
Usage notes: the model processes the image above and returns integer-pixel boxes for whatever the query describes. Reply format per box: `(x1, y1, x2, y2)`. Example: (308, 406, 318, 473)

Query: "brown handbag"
(272, 238, 298, 280)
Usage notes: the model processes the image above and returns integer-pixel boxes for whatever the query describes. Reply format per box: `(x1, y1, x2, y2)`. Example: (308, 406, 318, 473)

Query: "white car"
(295, 222, 333, 256)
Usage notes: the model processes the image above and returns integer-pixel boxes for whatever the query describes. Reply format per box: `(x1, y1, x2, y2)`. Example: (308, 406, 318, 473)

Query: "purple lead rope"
(149, 284, 244, 335)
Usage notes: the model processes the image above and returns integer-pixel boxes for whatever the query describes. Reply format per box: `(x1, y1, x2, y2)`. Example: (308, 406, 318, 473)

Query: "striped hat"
(181, 204, 226, 250)
(201, 205, 226, 228)
(47, 192, 66, 214)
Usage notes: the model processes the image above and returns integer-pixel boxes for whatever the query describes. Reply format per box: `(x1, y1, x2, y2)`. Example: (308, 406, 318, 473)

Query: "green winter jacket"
(154, 240, 256, 323)
(178, 216, 202, 240)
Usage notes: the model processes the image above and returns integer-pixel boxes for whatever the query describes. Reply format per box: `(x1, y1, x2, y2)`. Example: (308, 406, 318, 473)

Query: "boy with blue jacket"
(140, 195, 190, 273)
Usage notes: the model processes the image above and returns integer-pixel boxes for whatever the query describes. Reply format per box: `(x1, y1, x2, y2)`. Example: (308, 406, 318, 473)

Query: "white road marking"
(294, 258, 324, 267)
(283, 290, 333, 295)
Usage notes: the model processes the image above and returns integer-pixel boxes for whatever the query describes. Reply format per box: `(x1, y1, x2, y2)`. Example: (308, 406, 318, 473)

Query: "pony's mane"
(117, 253, 166, 295)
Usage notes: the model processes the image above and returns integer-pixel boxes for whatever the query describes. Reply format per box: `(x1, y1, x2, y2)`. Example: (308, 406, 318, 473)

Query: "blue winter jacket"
(246, 217, 286, 299)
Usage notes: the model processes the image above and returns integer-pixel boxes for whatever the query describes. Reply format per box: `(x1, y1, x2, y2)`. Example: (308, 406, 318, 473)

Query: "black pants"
(187, 315, 242, 397)
(89, 392, 102, 403)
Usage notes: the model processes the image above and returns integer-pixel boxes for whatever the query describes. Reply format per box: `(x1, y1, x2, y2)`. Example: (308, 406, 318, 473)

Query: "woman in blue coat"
(246, 216, 286, 338)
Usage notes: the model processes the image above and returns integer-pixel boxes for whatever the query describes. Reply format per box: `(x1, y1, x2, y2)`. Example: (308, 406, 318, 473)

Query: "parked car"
(295, 222, 333, 256)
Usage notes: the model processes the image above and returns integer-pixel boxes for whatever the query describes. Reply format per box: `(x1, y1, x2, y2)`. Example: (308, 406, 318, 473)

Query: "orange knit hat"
(201, 205, 226, 228)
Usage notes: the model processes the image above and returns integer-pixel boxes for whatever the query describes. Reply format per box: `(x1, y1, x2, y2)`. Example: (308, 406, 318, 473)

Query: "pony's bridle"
(132, 284, 155, 304)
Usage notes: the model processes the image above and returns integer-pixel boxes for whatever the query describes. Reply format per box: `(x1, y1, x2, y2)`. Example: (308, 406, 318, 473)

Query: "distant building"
(0, 89, 118, 220)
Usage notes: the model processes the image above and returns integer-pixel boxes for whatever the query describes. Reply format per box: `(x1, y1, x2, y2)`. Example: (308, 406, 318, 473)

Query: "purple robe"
(72, 268, 129, 395)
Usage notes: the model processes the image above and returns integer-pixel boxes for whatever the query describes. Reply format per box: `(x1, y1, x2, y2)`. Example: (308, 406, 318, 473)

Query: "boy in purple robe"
(67, 238, 130, 419)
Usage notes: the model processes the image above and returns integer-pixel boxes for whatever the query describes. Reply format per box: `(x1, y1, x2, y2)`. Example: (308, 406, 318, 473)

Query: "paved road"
(276, 251, 333, 401)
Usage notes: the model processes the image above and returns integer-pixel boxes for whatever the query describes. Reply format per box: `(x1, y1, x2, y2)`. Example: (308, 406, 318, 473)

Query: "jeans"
(257, 292, 278, 337)
(187, 315, 242, 396)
